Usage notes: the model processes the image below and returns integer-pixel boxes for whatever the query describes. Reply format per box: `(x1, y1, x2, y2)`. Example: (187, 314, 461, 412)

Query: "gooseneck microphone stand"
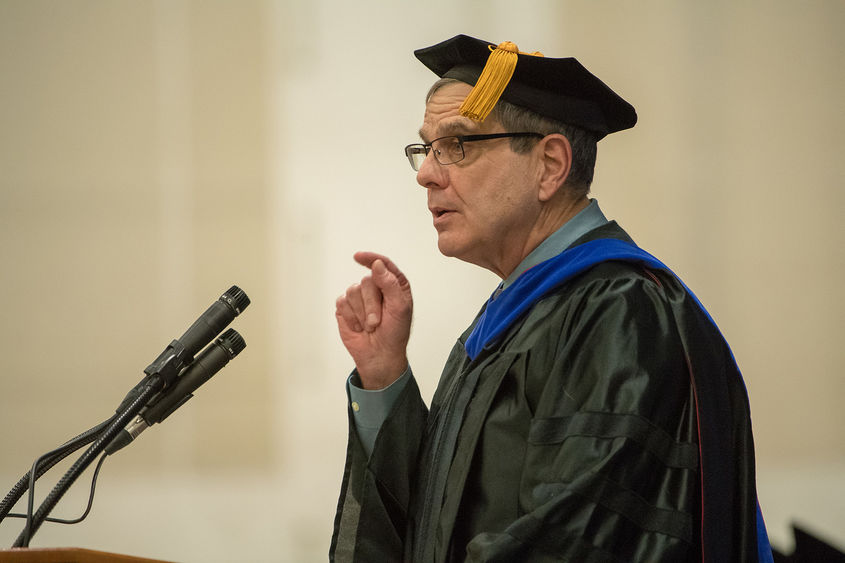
(12, 373, 164, 547)
(0, 417, 116, 524)
(1, 285, 250, 548)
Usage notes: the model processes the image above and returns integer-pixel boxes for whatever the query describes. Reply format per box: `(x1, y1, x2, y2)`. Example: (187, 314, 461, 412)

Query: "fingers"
(354, 252, 411, 296)
(353, 251, 392, 269)
(335, 293, 363, 333)
(335, 252, 412, 339)
(354, 252, 407, 283)
(336, 274, 384, 334)
(360, 275, 382, 329)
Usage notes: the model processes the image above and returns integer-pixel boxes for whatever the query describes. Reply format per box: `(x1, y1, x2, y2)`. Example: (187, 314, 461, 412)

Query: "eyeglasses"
(403, 132, 544, 171)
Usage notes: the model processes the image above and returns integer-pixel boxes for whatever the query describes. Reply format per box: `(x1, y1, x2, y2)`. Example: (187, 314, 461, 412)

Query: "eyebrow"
(418, 119, 479, 143)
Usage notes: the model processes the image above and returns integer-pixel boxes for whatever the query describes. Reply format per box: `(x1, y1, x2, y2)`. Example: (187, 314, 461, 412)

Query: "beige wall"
(0, 1, 842, 560)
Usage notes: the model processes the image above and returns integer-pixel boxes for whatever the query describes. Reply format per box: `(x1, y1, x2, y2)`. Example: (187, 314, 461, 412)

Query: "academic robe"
(330, 222, 767, 562)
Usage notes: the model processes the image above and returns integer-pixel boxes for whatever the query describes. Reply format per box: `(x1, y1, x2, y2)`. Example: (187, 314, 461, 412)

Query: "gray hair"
(426, 78, 598, 195)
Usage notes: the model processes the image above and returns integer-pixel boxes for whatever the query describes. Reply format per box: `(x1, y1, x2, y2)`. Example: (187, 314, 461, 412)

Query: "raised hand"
(335, 252, 413, 389)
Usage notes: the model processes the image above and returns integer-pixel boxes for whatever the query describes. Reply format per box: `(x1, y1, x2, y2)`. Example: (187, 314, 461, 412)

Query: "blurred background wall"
(0, 0, 842, 560)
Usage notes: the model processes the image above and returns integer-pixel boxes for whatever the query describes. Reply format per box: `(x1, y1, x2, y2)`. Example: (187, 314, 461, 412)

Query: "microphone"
(106, 328, 247, 455)
(6, 287, 251, 547)
(115, 286, 250, 413)
(176, 286, 250, 359)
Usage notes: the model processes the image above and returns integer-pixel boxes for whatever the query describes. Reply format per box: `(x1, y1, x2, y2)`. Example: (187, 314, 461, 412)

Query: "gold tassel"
(459, 41, 544, 122)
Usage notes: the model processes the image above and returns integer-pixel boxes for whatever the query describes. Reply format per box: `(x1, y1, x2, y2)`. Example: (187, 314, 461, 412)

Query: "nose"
(415, 151, 447, 190)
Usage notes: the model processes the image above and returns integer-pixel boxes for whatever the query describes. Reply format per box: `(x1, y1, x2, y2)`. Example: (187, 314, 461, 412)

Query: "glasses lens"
(405, 144, 428, 171)
(432, 136, 463, 165)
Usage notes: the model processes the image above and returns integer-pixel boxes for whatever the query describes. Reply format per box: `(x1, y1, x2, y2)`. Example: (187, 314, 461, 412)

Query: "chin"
(436, 235, 463, 258)
(436, 235, 478, 264)
(436, 239, 458, 258)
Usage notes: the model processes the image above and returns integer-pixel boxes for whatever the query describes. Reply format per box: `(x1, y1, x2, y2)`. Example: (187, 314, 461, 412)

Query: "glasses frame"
(404, 132, 544, 171)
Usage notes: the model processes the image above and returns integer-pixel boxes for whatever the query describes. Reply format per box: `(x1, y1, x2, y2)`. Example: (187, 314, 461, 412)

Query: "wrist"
(357, 357, 408, 390)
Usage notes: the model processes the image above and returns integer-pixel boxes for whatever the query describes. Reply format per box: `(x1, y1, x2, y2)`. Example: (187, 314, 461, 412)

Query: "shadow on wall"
(773, 525, 845, 563)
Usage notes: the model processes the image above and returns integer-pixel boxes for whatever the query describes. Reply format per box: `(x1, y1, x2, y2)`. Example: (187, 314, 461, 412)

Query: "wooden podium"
(0, 548, 174, 562)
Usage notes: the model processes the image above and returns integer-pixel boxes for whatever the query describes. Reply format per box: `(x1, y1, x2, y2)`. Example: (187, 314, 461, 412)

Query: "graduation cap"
(414, 34, 637, 139)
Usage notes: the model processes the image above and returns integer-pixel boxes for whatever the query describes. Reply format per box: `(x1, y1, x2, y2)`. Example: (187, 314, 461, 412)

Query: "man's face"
(416, 82, 541, 276)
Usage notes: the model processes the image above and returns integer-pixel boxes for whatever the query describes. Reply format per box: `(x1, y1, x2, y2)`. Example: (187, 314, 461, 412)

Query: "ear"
(535, 134, 572, 202)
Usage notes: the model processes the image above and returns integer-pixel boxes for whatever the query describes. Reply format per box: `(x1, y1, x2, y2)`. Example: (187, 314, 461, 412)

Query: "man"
(330, 34, 772, 562)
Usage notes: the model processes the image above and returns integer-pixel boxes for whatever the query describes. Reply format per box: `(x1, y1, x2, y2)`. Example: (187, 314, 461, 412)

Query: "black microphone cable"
(7, 328, 247, 542)
(3, 453, 108, 528)
(13, 380, 160, 547)
(4, 285, 250, 546)
(0, 416, 116, 525)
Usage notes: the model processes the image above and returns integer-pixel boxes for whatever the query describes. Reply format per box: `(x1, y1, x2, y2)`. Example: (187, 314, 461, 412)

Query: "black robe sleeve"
(330, 374, 428, 562)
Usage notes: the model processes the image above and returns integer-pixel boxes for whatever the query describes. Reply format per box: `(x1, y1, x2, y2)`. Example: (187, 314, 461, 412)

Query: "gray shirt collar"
(500, 199, 608, 292)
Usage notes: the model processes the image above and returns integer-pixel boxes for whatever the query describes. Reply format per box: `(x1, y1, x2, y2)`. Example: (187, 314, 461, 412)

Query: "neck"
(492, 195, 590, 279)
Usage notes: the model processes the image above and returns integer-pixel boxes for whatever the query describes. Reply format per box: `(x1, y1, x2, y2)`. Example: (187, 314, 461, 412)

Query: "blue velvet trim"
(466, 239, 678, 360)
(757, 502, 774, 563)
